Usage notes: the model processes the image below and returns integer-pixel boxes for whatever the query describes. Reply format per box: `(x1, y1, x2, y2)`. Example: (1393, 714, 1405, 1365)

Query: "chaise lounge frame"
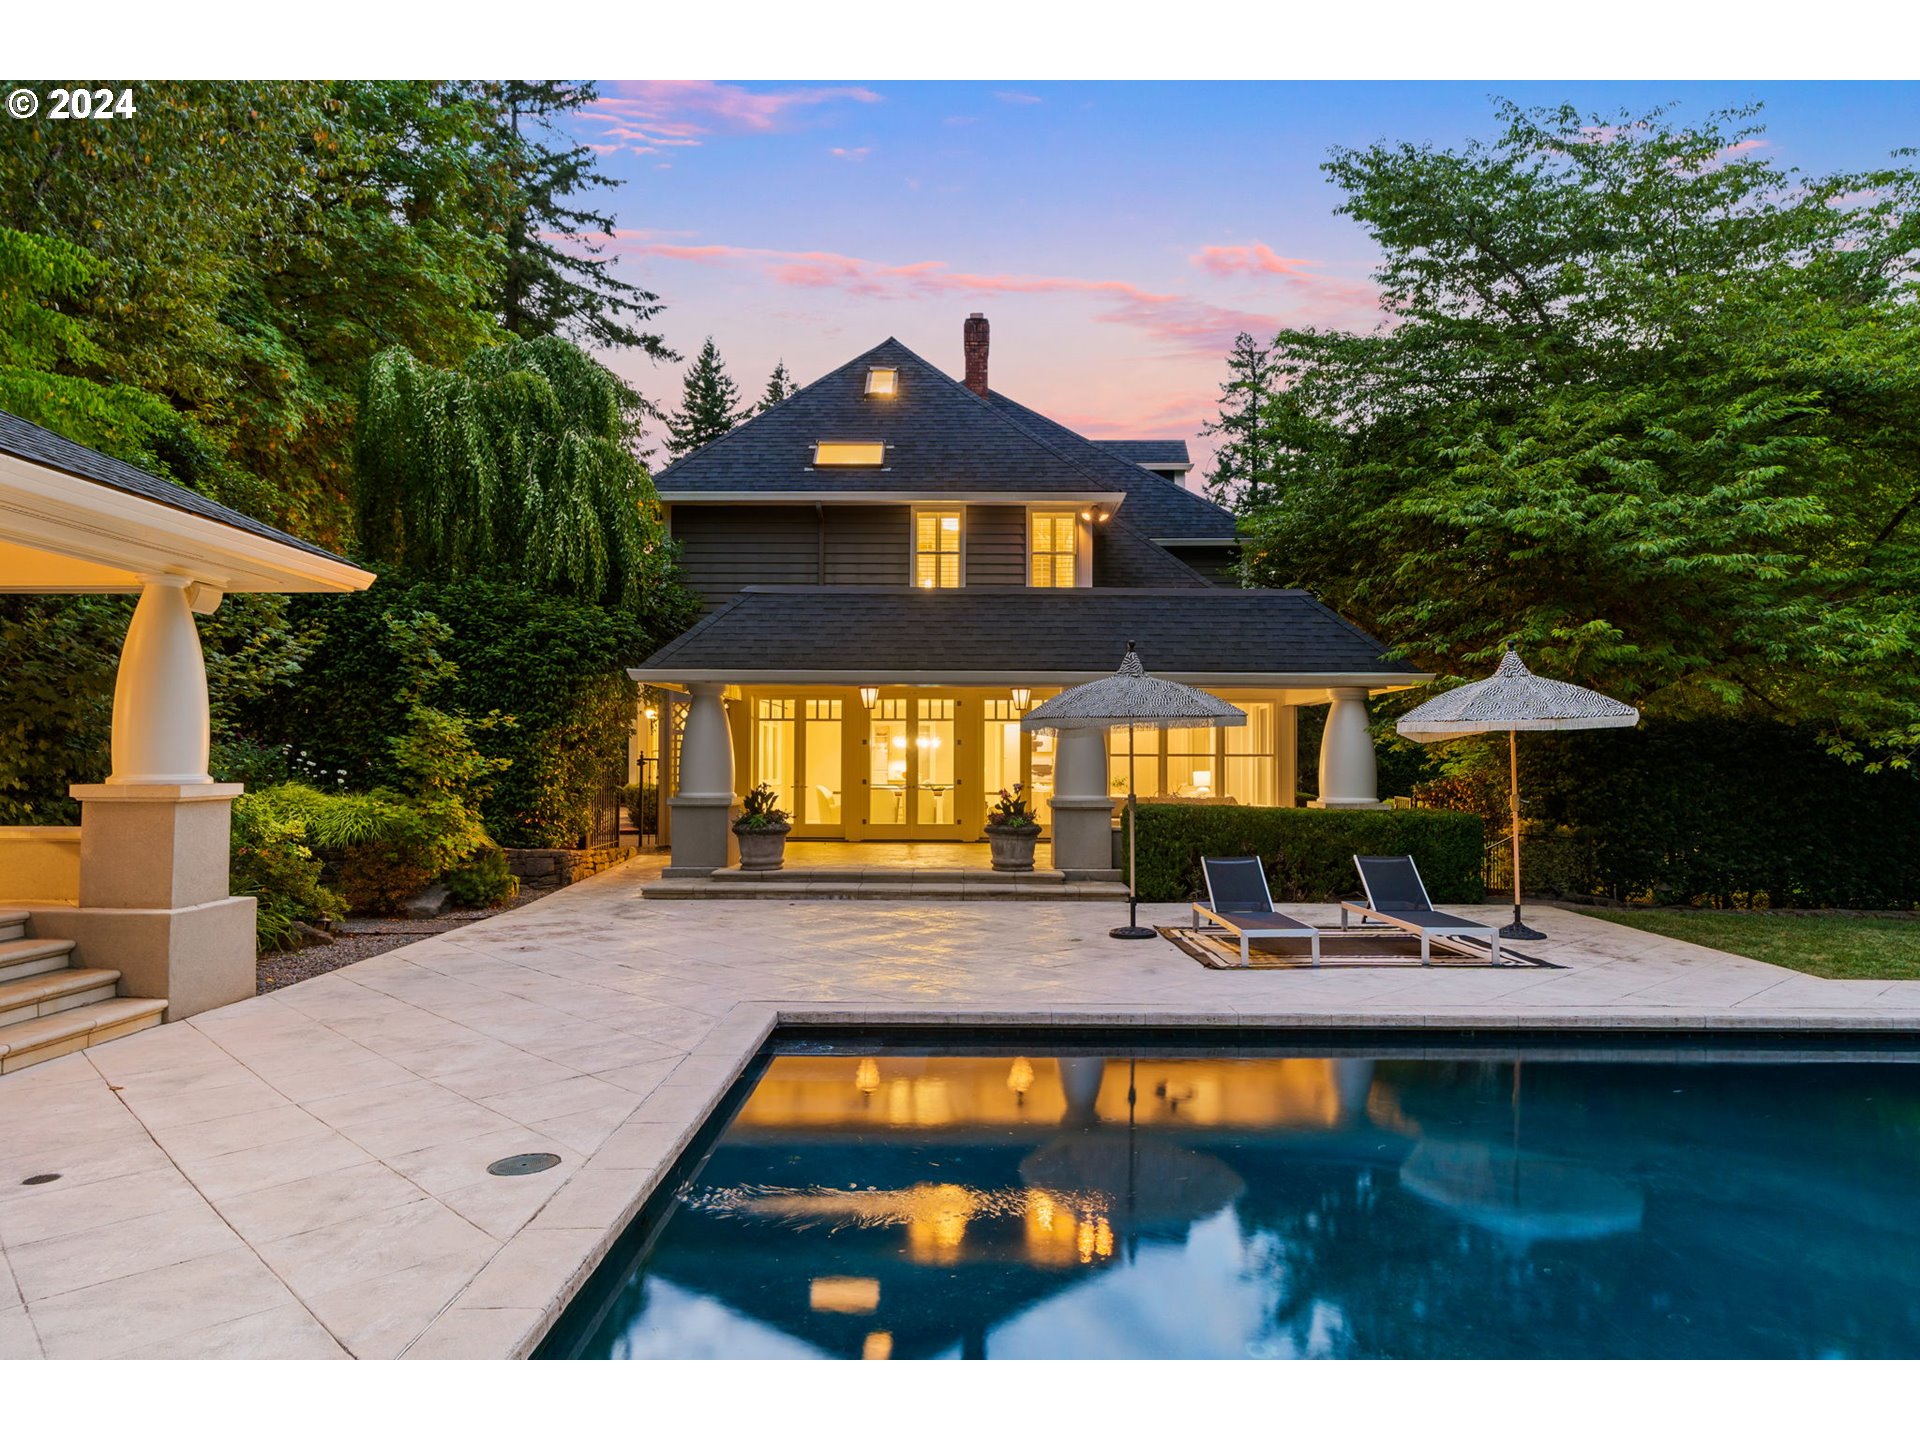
(1192, 855, 1322, 967)
(1340, 854, 1501, 965)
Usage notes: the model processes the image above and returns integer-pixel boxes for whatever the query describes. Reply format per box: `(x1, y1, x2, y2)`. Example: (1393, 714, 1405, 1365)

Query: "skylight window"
(812, 441, 886, 467)
(865, 367, 898, 397)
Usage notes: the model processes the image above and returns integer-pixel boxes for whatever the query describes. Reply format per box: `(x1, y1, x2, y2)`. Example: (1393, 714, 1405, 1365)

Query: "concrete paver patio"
(4, 855, 1919, 1360)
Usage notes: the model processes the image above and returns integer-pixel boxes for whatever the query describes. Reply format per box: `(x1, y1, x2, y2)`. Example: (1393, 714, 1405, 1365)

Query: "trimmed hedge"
(1129, 803, 1485, 904)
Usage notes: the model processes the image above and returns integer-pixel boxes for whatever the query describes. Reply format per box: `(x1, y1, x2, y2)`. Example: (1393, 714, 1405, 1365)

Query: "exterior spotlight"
(859, 685, 879, 709)
(1011, 686, 1032, 712)
(1080, 509, 1092, 521)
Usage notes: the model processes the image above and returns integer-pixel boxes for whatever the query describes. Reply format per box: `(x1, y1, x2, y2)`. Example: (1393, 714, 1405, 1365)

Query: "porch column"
(663, 682, 738, 875)
(1309, 686, 1383, 809)
(1048, 726, 1120, 881)
(45, 578, 255, 1021)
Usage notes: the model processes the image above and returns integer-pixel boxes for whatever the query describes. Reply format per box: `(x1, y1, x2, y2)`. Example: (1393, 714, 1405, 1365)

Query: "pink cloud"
(996, 91, 1044, 105)
(610, 235, 1380, 355)
(829, 146, 872, 161)
(581, 81, 883, 155)
(1189, 242, 1379, 314)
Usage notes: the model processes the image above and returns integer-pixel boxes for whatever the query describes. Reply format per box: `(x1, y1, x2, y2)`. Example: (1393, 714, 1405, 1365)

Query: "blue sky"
(564, 81, 1919, 473)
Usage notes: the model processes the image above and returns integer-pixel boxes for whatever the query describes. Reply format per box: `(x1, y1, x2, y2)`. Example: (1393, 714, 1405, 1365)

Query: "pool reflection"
(576, 1052, 1920, 1360)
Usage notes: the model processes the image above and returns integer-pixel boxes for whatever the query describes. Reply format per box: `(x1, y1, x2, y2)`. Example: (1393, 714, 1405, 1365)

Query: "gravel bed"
(255, 883, 559, 994)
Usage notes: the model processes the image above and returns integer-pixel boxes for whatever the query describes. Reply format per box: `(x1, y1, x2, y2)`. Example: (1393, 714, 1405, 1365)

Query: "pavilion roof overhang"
(0, 448, 373, 597)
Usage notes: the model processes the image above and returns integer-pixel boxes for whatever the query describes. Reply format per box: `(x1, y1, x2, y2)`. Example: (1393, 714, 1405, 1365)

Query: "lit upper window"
(915, 510, 963, 588)
(865, 367, 898, 397)
(1029, 510, 1079, 587)
(813, 441, 886, 466)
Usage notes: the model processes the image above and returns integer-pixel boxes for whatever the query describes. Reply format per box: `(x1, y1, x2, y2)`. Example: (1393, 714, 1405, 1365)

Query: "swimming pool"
(541, 1035, 1920, 1360)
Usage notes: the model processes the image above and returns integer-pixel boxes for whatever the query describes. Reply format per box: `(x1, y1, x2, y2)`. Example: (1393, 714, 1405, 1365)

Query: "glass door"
(863, 694, 969, 839)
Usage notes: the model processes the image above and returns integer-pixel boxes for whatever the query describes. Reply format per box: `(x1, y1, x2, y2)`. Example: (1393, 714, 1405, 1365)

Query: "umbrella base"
(1109, 925, 1158, 941)
(1499, 921, 1548, 941)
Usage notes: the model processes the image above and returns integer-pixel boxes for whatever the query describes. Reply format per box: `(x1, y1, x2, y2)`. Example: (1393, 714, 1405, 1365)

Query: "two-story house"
(633, 315, 1426, 876)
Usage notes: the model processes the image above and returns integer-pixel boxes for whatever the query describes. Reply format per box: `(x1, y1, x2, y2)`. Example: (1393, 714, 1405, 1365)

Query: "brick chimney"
(963, 313, 990, 398)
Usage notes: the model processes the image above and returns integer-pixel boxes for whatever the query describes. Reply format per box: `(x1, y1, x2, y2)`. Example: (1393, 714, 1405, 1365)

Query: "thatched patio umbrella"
(1023, 644, 1244, 939)
(1397, 647, 1637, 940)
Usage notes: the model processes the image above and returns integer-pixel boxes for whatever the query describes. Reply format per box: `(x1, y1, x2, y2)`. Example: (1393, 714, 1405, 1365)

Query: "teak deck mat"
(1161, 925, 1559, 971)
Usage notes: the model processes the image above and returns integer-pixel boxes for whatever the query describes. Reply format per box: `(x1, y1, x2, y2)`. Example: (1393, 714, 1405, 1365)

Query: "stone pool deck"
(4, 858, 1919, 1360)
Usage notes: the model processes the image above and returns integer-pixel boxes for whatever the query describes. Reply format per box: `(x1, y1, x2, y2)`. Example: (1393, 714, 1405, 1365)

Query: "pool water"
(547, 1043, 1920, 1360)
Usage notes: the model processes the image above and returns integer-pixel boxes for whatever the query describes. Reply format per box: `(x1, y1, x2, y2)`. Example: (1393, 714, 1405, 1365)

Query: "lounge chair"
(1342, 855, 1501, 965)
(1192, 856, 1322, 967)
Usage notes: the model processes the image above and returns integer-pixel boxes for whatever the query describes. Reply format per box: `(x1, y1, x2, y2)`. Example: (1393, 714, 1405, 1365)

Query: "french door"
(864, 695, 965, 839)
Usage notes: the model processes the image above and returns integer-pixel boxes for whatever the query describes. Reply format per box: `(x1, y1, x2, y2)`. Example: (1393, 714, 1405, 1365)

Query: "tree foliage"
(760, 359, 797, 412)
(1238, 100, 1920, 755)
(1200, 332, 1281, 509)
(354, 336, 684, 609)
(665, 336, 750, 457)
(486, 80, 670, 358)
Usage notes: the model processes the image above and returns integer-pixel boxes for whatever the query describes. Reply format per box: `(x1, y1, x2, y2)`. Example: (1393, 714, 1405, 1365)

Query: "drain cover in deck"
(487, 1152, 562, 1177)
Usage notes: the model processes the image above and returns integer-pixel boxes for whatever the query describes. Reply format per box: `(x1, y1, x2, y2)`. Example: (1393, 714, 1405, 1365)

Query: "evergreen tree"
(665, 338, 750, 457)
(1200, 332, 1281, 510)
(760, 359, 797, 412)
(485, 80, 671, 359)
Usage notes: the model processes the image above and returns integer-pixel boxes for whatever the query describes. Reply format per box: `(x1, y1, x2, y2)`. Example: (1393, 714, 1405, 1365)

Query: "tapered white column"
(664, 683, 738, 874)
(109, 577, 211, 785)
(1047, 726, 1119, 879)
(1310, 687, 1383, 809)
(53, 576, 253, 1020)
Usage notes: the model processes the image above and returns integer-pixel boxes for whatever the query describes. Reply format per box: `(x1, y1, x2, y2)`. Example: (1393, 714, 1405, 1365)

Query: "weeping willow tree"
(354, 336, 680, 607)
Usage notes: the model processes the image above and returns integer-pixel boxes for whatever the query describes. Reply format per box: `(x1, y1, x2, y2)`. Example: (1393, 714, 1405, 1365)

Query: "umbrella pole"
(1112, 724, 1154, 939)
(1499, 728, 1545, 941)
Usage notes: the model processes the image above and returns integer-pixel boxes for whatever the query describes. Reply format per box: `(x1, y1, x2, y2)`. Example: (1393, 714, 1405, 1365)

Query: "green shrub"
(230, 792, 345, 952)
(262, 578, 683, 848)
(616, 781, 659, 832)
(1129, 803, 1485, 904)
(446, 844, 518, 908)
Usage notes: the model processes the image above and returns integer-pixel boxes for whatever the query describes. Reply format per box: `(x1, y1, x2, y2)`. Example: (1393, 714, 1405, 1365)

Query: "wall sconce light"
(1011, 686, 1032, 712)
(1006, 1056, 1035, 1103)
(859, 685, 879, 709)
(644, 708, 657, 721)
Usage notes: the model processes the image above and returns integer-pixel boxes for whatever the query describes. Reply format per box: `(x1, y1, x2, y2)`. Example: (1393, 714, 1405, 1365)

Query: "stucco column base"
(1048, 797, 1121, 881)
(1314, 687, 1381, 809)
(29, 896, 256, 1021)
(663, 796, 740, 877)
(62, 782, 250, 1020)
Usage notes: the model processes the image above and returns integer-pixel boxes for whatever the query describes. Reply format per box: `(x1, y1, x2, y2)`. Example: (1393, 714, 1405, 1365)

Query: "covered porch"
(630, 586, 1429, 880)
(0, 412, 372, 1053)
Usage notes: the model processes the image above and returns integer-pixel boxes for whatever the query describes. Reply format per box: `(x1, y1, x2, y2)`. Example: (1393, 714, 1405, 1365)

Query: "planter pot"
(733, 824, 791, 872)
(984, 824, 1040, 872)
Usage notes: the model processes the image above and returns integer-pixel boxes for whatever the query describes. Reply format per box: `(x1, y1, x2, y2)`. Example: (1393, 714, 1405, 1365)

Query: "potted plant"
(984, 784, 1042, 872)
(732, 782, 793, 871)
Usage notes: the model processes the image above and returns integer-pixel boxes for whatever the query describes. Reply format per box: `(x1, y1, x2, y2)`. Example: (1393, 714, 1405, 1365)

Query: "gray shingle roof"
(637, 586, 1423, 679)
(0, 408, 349, 564)
(1094, 439, 1191, 467)
(653, 338, 1240, 544)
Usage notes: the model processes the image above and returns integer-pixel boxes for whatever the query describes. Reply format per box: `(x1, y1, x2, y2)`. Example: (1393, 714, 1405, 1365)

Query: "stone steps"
(0, 935, 79, 983)
(0, 997, 168, 1074)
(645, 872, 1132, 901)
(0, 910, 168, 1075)
(0, 967, 122, 1023)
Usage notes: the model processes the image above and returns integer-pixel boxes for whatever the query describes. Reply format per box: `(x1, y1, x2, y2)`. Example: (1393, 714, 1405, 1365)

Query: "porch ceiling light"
(859, 684, 879, 709)
(865, 366, 898, 397)
(1011, 686, 1032, 712)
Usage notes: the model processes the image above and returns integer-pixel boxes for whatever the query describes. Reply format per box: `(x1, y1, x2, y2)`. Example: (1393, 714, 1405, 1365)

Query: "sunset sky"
(566, 80, 1918, 478)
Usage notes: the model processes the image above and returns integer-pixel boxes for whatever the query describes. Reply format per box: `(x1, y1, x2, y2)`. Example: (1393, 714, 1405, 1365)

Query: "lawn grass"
(1568, 907, 1920, 981)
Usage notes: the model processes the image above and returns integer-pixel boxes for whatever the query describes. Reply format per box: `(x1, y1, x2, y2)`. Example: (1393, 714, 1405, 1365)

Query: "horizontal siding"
(824, 506, 910, 585)
(968, 505, 1026, 587)
(672, 505, 820, 604)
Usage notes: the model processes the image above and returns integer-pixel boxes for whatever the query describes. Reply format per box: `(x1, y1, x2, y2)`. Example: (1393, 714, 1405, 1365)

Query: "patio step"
(0, 914, 169, 1075)
(0, 997, 168, 1074)
(0, 967, 122, 1023)
(0, 936, 78, 983)
(708, 866, 1078, 885)
(645, 875, 1132, 901)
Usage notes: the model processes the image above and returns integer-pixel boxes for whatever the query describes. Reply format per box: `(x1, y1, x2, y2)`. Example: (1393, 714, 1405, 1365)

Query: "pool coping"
(407, 999, 1920, 1360)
